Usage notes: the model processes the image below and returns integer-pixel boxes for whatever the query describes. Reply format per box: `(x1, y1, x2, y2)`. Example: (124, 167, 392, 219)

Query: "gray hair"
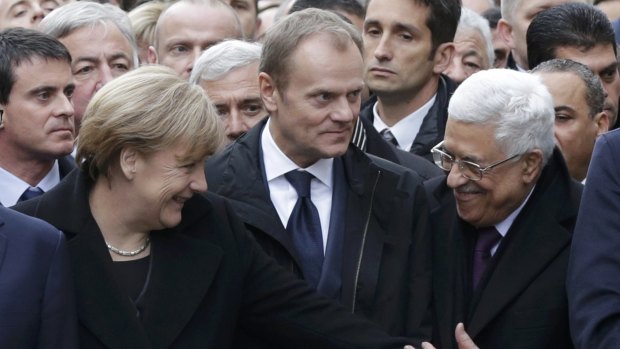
(448, 68, 555, 164)
(189, 39, 261, 85)
(458, 7, 494, 69)
(39, 2, 139, 68)
(531, 58, 605, 118)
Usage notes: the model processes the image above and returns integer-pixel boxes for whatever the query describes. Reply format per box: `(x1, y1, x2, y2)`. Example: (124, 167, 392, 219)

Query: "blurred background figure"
(289, 0, 365, 32)
(443, 7, 494, 85)
(147, 0, 243, 79)
(482, 7, 510, 68)
(497, 0, 590, 70)
(527, 3, 620, 129)
(190, 39, 266, 145)
(40, 1, 138, 134)
(596, 0, 620, 20)
(0, 0, 59, 30)
(532, 59, 609, 182)
(128, 1, 167, 64)
(224, 0, 260, 39)
(462, 0, 495, 14)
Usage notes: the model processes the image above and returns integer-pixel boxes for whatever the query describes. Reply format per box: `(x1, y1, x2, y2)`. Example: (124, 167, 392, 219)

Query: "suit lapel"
(467, 215, 572, 336)
(141, 199, 223, 348)
(467, 150, 577, 337)
(215, 119, 303, 266)
(69, 217, 152, 348)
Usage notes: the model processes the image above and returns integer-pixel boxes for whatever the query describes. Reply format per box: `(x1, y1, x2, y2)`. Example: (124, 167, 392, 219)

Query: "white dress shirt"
(0, 161, 60, 206)
(372, 94, 436, 151)
(261, 119, 333, 252)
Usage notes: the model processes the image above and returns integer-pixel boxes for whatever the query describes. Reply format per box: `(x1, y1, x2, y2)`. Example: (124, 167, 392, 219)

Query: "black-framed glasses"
(431, 141, 521, 181)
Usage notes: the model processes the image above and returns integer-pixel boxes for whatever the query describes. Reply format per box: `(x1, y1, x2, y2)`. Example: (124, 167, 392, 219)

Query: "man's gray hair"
(448, 68, 555, 164)
(531, 58, 605, 118)
(39, 1, 139, 68)
(458, 7, 494, 68)
(189, 39, 261, 85)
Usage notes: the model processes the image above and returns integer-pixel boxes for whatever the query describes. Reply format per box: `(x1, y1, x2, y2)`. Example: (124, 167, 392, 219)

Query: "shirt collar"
(261, 118, 334, 188)
(0, 160, 60, 206)
(494, 185, 535, 237)
(372, 94, 437, 150)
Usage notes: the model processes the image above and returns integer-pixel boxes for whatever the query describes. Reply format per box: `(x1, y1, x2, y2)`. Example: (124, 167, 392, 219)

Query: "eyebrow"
(554, 105, 575, 113)
(29, 85, 58, 96)
(240, 97, 262, 103)
(601, 61, 619, 72)
(462, 50, 483, 59)
(364, 19, 421, 35)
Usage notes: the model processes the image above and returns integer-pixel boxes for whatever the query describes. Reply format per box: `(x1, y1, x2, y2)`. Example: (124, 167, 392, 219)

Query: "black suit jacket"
(14, 170, 410, 349)
(206, 118, 433, 344)
(425, 149, 581, 349)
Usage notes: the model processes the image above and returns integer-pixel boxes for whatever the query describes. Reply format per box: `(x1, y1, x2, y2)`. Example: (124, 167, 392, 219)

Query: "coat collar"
(207, 118, 398, 307)
(20, 170, 224, 348)
(466, 148, 581, 336)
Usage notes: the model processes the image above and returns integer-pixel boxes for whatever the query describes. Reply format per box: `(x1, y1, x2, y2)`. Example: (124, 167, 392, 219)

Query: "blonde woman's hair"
(128, 1, 168, 54)
(77, 65, 223, 180)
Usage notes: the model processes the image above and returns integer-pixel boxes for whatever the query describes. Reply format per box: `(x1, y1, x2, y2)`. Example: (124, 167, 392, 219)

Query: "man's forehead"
(12, 57, 72, 90)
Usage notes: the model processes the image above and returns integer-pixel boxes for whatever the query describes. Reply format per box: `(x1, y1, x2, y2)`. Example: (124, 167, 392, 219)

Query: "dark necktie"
(285, 170, 324, 288)
(18, 186, 44, 203)
(380, 128, 399, 147)
(472, 226, 502, 290)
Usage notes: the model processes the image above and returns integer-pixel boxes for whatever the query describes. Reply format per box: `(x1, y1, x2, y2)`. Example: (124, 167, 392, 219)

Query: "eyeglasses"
(431, 141, 521, 181)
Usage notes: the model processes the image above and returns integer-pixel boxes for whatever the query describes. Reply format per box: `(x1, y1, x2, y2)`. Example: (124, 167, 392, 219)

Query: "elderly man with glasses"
(423, 68, 581, 349)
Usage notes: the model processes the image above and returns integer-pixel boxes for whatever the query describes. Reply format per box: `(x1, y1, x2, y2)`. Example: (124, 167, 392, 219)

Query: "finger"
(455, 323, 479, 349)
(421, 341, 437, 349)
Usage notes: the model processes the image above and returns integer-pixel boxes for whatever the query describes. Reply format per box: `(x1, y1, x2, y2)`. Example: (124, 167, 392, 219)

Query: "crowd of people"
(2, 0, 620, 348)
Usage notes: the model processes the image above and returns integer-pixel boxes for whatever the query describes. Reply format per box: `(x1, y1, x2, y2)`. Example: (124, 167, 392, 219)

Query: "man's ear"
(259, 72, 278, 113)
(593, 111, 610, 135)
(432, 42, 455, 74)
(497, 18, 515, 50)
(119, 147, 138, 180)
(147, 46, 158, 64)
(522, 149, 544, 184)
(0, 109, 4, 129)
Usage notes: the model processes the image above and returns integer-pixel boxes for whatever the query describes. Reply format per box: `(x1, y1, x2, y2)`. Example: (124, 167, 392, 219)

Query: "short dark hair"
(366, 0, 461, 54)
(0, 28, 72, 105)
(531, 58, 605, 118)
(527, 3, 616, 69)
(290, 0, 365, 20)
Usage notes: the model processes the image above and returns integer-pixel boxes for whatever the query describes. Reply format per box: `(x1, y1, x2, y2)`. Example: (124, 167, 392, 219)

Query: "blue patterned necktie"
(380, 128, 399, 147)
(285, 170, 324, 288)
(18, 186, 44, 203)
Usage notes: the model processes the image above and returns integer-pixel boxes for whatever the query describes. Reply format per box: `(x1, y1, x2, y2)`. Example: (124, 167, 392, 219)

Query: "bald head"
(148, 0, 243, 79)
